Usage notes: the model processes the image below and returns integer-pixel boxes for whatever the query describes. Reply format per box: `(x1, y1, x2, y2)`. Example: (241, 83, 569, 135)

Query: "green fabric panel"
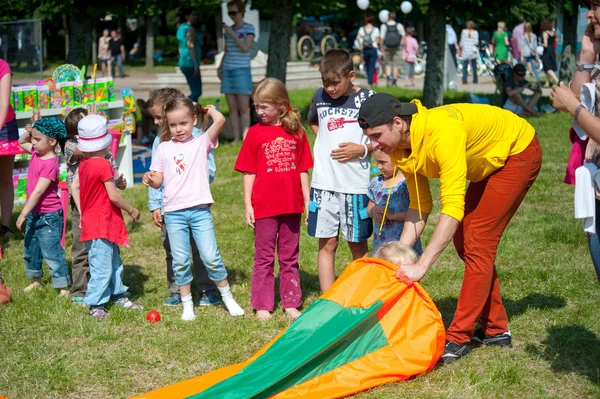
(187, 299, 388, 399)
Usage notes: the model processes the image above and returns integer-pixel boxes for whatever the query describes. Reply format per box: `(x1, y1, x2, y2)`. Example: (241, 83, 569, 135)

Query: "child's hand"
(87, 103, 98, 115)
(331, 142, 366, 163)
(24, 124, 33, 138)
(152, 209, 163, 228)
(31, 109, 41, 123)
(116, 173, 127, 190)
(371, 206, 385, 225)
(16, 213, 27, 231)
(245, 205, 255, 228)
(304, 204, 309, 226)
(128, 207, 141, 222)
(142, 171, 155, 187)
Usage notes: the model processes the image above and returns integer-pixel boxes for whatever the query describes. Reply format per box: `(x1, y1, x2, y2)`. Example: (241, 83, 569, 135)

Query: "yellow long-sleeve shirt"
(390, 101, 535, 222)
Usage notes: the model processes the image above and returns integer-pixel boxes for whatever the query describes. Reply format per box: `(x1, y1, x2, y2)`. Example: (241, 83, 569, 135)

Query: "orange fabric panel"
(131, 331, 287, 399)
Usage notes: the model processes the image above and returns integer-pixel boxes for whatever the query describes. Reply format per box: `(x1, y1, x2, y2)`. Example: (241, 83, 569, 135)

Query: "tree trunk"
(562, 0, 579, 55)
(266, 0, 294, 83)
(66, 0, 92, 67)
(146, 16, 155, 67)
(62, 13, 69, 61)
(422, 1, 446, 108)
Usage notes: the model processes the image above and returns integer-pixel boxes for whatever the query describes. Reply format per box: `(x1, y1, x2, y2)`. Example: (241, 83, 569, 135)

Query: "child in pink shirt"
(402, 27, 419, 87)
(144, 98, 244, 321)
(17, 117, 70, 295)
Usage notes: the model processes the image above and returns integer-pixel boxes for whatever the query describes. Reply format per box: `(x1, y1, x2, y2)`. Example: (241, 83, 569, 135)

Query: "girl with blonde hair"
(234, 77, 314, 322)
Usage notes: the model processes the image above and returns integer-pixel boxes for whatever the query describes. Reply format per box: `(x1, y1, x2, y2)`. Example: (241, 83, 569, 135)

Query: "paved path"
(13, 67, 553, 101)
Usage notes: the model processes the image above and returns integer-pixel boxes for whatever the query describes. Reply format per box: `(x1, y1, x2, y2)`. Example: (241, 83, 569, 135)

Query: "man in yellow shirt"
(358, 94, 542, 364)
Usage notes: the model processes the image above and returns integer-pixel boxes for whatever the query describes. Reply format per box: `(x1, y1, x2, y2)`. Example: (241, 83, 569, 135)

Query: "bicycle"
(297, 25, 338, 61)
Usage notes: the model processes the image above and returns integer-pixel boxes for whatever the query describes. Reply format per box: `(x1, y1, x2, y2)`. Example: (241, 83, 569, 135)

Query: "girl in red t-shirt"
(234, 78, 313, 322)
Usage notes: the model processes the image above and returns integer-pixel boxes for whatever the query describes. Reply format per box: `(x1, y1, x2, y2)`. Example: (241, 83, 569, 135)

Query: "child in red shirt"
(235, 78, 313, 322)
(77, 115, 141, 319)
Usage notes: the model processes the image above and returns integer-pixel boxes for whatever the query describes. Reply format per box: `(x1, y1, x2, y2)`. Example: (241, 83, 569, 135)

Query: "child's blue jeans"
(163, 206, 228, 286)
(84, 238, 128, 307)
(24, 210, 71, 288)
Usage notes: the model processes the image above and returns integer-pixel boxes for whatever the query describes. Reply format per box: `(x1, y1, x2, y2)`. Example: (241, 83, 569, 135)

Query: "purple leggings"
(252, 214, 302, 311)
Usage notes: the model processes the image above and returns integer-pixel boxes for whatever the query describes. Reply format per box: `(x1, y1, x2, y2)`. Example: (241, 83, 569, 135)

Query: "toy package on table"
(9, 88, 15, 109)
(95, 102, 109, 118)
(21, 86, 38, 111)
(107, 118, 124, 132)
(122, 112, 136, 137)
(120, 88, 136, 113)
(82, 80, 95, 104)
(56, 82, 74, 107)
(95, 78, 110, 103)
(12, 88, 24, 112)
(73, 81, 83, 106)
(37, 85, 50, 109)
(12, 168, 28, 202)
(107, 78, 117, 102)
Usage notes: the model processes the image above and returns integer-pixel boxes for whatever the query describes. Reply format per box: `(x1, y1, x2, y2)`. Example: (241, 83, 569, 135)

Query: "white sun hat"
(77, 114, 113, 153)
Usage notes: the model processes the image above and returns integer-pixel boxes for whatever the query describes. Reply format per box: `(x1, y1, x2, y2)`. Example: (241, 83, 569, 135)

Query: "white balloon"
(400, 1, 413, 14)
(357, 0, 369, 10)
(379, 9, 389, 23)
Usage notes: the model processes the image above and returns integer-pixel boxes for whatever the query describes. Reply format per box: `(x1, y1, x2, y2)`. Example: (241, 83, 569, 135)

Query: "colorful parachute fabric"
(134, 258, 446, 399)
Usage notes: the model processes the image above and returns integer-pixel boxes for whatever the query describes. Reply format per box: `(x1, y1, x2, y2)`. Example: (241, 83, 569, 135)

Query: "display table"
(12, 100, 134, 186)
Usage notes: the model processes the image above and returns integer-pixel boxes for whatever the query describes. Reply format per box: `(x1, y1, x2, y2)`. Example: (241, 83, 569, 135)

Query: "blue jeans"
(180, 66, 203, 102)
(363, 48, 378, 85)
(24, 210, 70, 288)
(462, 58, 478, 84)
(163, 206, 228, 286)
(524, 56, 541, 83)
(111, 54, 125, 77)
(84, 239, 128, 307)
(587, 199, 600, 283)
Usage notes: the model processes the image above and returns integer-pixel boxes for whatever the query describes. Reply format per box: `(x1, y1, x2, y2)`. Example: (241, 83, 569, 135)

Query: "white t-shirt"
(307, 87, 375, 194)
(357, 26, 381, 50)
(380, 21, 406, 42)
(150, 134, 217, 212)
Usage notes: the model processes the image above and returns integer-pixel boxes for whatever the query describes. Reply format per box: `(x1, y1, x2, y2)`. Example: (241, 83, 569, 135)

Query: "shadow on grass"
(525, 325, 600, 385)
(123, 264, 150, 297)
(435, 293, 567, 328)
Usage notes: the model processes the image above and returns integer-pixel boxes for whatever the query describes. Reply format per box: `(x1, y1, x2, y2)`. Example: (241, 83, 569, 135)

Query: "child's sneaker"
(89, 307, 108, 320)
(163, 293, 182, 306)
(471, 330, 512, 348)
(112, 297, 143, 310)
(196, 293, 219, 307)
(24, 279, 42, 292)
(0, 225, 14, 239)
(71, 296, 86, 306)
(437, 341, 471, 365)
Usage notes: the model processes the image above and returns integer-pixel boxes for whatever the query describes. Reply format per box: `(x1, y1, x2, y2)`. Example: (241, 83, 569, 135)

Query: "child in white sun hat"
(77, 114, 142, 319)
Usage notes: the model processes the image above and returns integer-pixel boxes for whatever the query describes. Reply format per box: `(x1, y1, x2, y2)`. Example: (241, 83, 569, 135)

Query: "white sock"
(218, 284, 244, 317)
(181, 294, 195, 321)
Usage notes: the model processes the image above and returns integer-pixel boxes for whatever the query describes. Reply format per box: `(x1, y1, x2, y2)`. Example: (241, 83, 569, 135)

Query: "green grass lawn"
(2, 90, 600, 399)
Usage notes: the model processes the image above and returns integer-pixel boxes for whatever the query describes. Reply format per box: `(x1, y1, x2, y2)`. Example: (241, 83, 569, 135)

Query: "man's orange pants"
(447, 136, 542, 344)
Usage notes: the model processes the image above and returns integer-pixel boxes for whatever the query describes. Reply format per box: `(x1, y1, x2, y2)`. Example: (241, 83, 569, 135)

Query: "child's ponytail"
(252, 77, 304, 137)
(280, 106, 303, 137)
(194, 102, 209, 131)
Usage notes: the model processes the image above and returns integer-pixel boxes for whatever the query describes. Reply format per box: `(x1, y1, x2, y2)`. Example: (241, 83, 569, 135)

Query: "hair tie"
(288, 105, 292, 111)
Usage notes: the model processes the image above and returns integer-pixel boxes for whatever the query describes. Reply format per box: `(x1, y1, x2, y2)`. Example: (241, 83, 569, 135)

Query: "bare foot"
(284, 308, 302, 320)
(24, 279, 42, 292)
(256, 310, 272, 322)
(59, 289, 69, 297)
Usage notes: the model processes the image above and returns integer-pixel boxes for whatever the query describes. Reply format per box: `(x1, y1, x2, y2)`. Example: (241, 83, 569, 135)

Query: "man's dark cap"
(358, 93, 417, 129)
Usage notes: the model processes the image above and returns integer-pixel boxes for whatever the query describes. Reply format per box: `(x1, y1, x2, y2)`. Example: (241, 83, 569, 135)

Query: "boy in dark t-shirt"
(306, 49, 376, 294)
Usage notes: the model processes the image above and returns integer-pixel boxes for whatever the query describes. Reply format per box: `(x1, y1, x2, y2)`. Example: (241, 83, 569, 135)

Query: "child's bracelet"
(359, 143, 369, 160)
